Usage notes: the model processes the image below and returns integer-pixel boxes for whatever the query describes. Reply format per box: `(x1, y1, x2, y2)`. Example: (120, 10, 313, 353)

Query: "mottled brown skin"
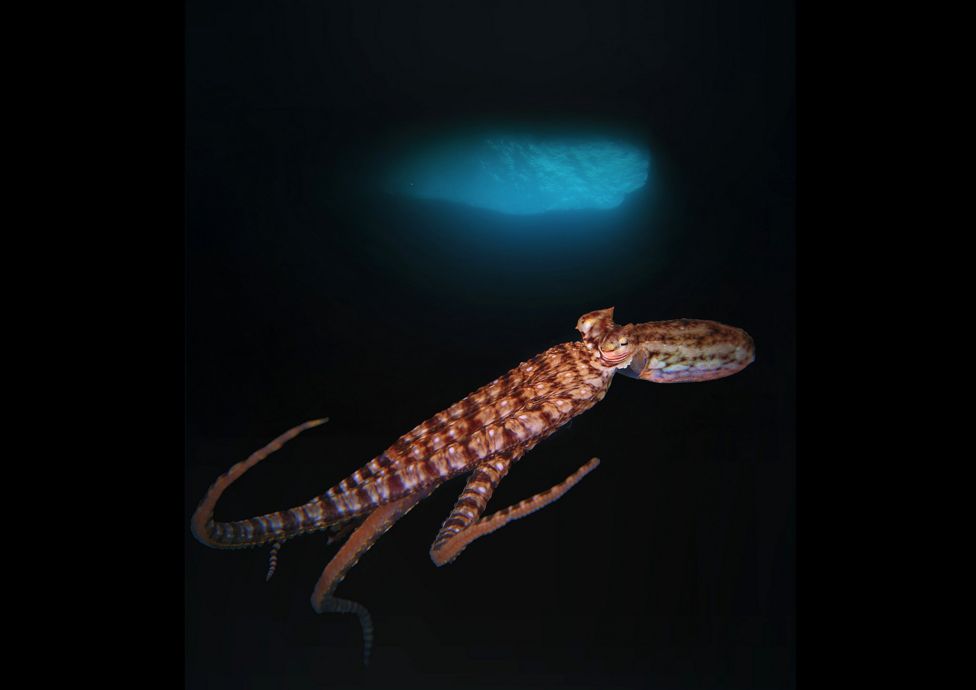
(191, 307, 755, 664)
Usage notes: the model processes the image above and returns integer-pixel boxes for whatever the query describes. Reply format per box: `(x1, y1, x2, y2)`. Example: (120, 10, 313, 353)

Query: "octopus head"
(618, 319, 755, 383)
(577, 309, 755, 380)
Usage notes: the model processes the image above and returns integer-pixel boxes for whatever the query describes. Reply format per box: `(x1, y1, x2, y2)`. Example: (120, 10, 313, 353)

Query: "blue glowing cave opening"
(388, 133, 650, 215)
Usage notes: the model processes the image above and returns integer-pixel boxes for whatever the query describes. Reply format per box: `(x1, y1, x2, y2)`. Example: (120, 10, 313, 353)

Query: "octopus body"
(191, 307, 755, 662)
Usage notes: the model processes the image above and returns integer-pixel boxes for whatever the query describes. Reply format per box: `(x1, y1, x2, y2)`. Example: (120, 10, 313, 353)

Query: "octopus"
(191, 307, 755, 663)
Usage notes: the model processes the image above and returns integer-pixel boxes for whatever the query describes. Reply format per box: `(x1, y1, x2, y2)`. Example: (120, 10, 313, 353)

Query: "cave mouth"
(387, 131, 650, 215)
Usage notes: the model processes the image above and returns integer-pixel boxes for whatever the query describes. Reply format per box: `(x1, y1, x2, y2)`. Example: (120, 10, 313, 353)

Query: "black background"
(185, 1, 795, 688)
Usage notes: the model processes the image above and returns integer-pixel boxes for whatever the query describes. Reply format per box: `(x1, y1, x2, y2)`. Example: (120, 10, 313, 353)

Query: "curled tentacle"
(191, 418, 329, 549)
(265, 540, 283, 581)
(317, 596, 375, 666)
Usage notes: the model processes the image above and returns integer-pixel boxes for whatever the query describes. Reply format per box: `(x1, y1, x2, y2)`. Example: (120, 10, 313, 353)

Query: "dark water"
(186, 2, 795, 688)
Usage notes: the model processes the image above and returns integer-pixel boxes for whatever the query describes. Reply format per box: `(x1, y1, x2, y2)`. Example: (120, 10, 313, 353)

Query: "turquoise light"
(389, 133, 650, 215)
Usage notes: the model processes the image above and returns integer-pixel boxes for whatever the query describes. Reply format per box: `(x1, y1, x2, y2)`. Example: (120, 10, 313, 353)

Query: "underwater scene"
(186, 2, 795, 689)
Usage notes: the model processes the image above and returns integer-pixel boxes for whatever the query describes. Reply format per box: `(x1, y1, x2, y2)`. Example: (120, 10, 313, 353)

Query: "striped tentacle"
(319, 357, 540, 500)
(354, 347, 606, 542)
(192, 343, 614, 551)
(319, 596, 375, 666)
(265, 541, 283, 581)
(430, 451, 518, 560)
(191, 419, 331, 549)
(430, 457, 601, 567)
(190, 424, 448, 550)
(311, 489, 432, 666)
(321, 344, 594, 500)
